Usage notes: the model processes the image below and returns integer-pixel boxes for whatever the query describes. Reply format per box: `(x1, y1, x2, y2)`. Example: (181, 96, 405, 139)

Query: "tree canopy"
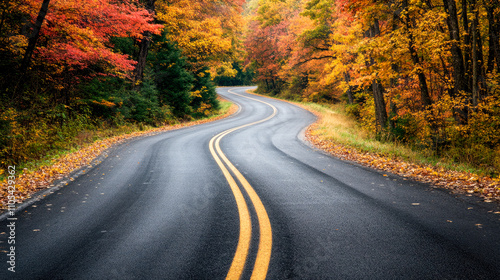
(244, 0, 500, 174)
(0, 0, 246, 168)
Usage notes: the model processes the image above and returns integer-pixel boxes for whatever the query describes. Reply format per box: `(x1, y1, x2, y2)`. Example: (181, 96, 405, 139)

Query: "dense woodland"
(244, 0, 500, 175)
(0, 0, 250, 169)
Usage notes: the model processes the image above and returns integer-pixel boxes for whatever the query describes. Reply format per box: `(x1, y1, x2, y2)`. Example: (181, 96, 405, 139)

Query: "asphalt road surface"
(1, 87, 500, 279)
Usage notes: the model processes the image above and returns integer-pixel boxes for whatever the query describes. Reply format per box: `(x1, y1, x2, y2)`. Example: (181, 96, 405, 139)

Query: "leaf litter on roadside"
(305, 121, 500, 203)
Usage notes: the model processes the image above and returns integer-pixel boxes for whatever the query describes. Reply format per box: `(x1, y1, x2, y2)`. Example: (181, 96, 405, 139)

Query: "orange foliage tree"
(0, 0, 246, 170)
(157, 0, 245, 75)
(244, 0, 500, 173)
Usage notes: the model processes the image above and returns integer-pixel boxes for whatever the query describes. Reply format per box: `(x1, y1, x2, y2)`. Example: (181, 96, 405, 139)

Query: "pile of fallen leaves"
(0, 103, 238, 209)
(305, 121, 500, 203)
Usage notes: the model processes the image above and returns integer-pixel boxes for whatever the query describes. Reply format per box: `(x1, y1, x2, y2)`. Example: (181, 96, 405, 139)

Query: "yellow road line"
(209, 88, 276, 280)
(215, 140, 273, 280)
(209, 134, 252, 279)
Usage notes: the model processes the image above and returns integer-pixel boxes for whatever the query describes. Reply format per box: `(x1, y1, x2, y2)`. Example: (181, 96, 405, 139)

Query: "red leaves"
(20, 0, 162, 76)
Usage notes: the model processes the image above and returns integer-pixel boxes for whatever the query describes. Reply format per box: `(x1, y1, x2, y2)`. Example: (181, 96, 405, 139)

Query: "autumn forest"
(1, 0, 500, 177)
(0, 0, 248, 169)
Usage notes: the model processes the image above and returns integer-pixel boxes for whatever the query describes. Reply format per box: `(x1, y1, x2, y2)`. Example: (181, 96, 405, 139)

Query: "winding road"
(1, 86, 500, 279)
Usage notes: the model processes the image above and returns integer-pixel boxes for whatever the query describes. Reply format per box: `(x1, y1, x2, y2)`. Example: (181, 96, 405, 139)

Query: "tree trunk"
(403, 0, 432, 108)
(372, 78, 388, 131)
(486, 6, 495, 73)
(486, 4, 500, 74)
(462, 0, 471, 90)
(472, 3, 479, 107)
(133, 0, 156, 88)
(471, 0, 485, 105)
(20, 0, 50, 75)
(443, 0, 468, 123)
(133, 36, 151, 87)
(343, 71, 354, 104)
(367, 19, 388, 131)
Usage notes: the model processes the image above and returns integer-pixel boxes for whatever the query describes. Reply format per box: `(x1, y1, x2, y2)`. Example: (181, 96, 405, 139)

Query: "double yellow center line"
(209, 89, 276, 280)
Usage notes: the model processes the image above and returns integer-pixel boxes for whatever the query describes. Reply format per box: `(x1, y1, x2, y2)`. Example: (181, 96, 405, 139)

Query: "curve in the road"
(2, 86, 500, 280)
(209, 88, 275, 280)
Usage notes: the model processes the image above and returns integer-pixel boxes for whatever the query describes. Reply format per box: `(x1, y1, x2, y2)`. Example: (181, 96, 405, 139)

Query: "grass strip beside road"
(0, 99, 238, 209)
